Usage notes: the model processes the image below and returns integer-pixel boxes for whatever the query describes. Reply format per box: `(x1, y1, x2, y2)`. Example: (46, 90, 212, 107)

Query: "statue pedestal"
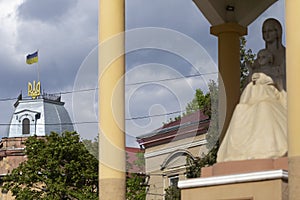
(178, 157, 288, 200)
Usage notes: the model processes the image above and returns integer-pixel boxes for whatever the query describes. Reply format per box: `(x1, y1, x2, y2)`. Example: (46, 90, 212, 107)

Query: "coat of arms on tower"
(28, 81, 41, 99)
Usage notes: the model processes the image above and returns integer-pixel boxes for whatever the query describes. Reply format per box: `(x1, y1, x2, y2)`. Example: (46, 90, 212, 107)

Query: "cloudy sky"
(0, 0, 285, 147)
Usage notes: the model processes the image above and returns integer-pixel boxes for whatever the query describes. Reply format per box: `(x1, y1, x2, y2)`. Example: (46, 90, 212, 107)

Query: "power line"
(52, 88, 98, 95)
(0, 88, 98, 102)
(0, 110, 185, 126)
(0, 121, 98, 126)
(0, 97, 19, 102)
(0, 71, 218, 102)
(126, 110, 183, 120)
(125, 72, 217, 86)
(0, 107, 199, 127)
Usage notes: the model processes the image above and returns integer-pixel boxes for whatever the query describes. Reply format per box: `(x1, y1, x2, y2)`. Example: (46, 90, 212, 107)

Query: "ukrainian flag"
(26, 51, 38, 64)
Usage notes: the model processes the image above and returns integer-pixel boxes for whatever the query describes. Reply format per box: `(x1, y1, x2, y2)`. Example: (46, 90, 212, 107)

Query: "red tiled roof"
(126, 147, 143, 153)
(159, 110, 208, 130)
(137, 110, 210, 148)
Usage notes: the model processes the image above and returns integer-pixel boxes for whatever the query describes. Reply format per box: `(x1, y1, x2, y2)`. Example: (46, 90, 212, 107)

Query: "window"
(169, 175, 179, 187)
(22, 118, 30, 134)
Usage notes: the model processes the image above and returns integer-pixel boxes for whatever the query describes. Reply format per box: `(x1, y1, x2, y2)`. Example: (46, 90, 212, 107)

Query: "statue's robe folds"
(217, 73, 287, 162)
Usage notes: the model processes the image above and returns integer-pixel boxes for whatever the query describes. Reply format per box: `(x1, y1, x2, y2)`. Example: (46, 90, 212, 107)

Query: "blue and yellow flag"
(26, 51, 38, 64)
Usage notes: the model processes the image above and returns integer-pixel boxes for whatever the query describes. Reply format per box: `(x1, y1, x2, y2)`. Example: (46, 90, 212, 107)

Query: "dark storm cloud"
(17, 0, 78, 23)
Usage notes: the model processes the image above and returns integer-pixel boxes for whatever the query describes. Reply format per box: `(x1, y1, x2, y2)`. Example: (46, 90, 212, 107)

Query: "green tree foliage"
(240, 36, 256, 89)
(185, 89, 210, 117)
(186, 142, 219, 178)
(205, 80, 219, 150)
(165, 185, 181, 200)
(3, 132, 98, 200)
(126, 151, 146, 200)
(126, 174, 147, 200)
(184, 80, 219, 149)
(164, 83, 212, 125)
(82, 136, 98, 159)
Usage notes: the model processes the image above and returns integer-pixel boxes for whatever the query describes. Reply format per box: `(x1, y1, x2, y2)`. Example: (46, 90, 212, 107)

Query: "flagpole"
(37, 62, 40, 82)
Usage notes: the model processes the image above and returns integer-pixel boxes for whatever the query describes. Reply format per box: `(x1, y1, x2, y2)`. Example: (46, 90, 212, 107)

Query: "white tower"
(8, 80, 73, 137)
(8, 95, 74, 138)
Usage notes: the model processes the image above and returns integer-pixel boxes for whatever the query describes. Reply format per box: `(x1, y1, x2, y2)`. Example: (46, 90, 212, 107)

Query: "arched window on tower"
(22, 118, 30, 135)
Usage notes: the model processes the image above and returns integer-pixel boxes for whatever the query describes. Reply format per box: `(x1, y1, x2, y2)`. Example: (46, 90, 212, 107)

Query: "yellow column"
(286, 1, 300, 199)
(211, 23, 247, 141)
(99, 0, 126, 199)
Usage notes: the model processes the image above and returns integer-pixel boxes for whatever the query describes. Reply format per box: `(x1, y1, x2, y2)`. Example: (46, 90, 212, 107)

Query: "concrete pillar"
(210, 23, 247, 141)
(286, 1, 300, 199)
(99, 0, 126, 199)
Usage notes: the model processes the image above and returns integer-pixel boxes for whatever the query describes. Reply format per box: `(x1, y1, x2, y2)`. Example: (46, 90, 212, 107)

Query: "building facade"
(137, 110, 210, 199)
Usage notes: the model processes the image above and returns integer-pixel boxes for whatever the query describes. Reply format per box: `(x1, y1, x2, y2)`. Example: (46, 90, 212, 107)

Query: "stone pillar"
(99, 0, 126, 199)
(286, 1, 300, 199)
(210, 23, 247, 141)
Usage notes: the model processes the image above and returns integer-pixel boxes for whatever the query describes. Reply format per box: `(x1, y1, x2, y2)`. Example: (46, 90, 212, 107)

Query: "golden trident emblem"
(28, 81, 41, 99)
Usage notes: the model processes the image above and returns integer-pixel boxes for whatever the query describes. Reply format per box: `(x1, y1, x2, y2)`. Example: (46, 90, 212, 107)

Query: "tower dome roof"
(8, 96, 74, 138)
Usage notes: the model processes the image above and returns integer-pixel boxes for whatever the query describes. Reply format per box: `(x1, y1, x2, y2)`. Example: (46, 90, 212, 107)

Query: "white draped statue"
(217, 73, 287, 162)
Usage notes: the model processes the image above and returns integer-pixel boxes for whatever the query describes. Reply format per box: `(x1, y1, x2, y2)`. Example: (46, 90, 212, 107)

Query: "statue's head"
(262, 18, 283, 46)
